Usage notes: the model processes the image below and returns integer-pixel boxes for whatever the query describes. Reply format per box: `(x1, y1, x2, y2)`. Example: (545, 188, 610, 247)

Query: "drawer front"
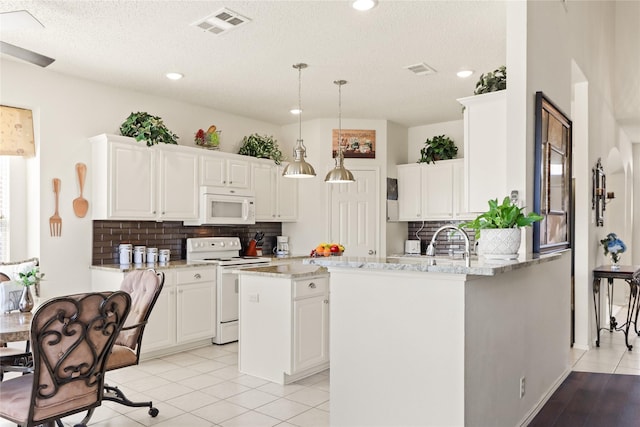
(175, 267, 216, 284)
(294, 276, 328, 299)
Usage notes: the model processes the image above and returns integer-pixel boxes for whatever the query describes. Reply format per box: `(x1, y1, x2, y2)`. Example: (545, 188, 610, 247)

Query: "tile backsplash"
(92, 221, 282, 265)
(407, 220, 476, 256)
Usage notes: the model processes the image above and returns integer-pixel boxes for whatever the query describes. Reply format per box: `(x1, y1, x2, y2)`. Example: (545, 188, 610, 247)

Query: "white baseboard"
(518, 367, 572, 427)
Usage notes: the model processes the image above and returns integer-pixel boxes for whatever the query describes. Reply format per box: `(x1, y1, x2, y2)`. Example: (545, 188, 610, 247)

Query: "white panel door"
(329, 169, 379, 257)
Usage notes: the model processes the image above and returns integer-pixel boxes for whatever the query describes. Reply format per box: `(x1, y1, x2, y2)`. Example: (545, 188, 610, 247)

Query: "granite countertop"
(233, 264, 328, 279)
(303, 252, 566, 276)
(90, 260, 214, 272)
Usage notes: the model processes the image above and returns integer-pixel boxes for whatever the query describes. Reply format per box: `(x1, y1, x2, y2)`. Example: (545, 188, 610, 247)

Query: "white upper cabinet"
(200, 151, 250, 189)
(397, 159, 464, 221)
(251, 160, 298, 222)
(457, 91, 508, 214)
(158, 144, 199, 220)
(90, 134, 199, 220)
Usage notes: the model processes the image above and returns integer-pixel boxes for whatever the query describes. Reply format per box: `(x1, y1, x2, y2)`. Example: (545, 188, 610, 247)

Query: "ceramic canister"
(119, 244, 133, 265)
(133, 246, 146, 264)
(158, 249, 170, 264)
(146, 247, 158, 264)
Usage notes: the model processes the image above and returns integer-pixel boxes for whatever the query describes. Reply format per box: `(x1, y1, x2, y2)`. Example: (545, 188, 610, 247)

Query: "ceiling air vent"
(191, 8, 251, 36)
(404, 62, 437, 76)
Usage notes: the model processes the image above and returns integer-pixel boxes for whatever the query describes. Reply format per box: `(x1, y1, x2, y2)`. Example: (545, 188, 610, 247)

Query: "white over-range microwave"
(184, 187, 256, 225)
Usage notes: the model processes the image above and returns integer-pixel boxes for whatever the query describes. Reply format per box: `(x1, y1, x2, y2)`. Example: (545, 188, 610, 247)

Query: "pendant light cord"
(298, 65, 302, 143)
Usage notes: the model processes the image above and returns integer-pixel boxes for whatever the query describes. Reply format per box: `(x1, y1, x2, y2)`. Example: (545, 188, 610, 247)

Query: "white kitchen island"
(305, 251, 571, 427)
(236, 264, 330, 385)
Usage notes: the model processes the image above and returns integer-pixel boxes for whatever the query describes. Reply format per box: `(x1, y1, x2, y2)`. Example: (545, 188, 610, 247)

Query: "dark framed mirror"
(533, 92, 573, 253)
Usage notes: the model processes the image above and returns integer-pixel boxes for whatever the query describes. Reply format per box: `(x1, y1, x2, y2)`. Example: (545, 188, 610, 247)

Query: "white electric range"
(186, 237, 271, 344)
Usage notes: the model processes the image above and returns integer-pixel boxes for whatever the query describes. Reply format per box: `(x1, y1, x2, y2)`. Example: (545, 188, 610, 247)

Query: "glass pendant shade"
(325, 80, 355, 184)
(283, 63, 316, 178)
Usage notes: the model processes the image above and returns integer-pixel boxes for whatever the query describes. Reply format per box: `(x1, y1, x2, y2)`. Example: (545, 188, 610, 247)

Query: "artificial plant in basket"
(418, 135, 458, 164)
(119, 112, 179, 146)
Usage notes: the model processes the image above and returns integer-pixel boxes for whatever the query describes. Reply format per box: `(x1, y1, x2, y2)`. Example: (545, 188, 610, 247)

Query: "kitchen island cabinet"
(237, 264, 329, 384)
(91, 262, 216, 358)
(305, 252, 571, 427)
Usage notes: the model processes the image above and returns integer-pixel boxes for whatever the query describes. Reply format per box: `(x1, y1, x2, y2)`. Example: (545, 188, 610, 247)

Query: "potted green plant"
(460, 196, 543, 259)
(238, 133, 284, 165)
(418, 135, 458, 164)
(474, 65, 506, 95)
(119, 112, 179, 147)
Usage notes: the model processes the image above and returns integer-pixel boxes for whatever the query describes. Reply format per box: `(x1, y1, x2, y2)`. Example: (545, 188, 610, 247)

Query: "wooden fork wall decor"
(49, 178, 62, 237)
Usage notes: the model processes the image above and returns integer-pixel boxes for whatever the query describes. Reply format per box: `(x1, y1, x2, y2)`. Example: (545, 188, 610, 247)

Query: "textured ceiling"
(0, 0, 637, 141)
(0, 1, 506, 128)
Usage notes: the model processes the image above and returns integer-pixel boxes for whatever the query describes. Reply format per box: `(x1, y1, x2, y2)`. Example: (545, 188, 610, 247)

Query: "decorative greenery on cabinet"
(238, 134, 284, 165)
(119, 112, 179, 146)
(474, 66, 507, 95)
(418, 135, 458, 164)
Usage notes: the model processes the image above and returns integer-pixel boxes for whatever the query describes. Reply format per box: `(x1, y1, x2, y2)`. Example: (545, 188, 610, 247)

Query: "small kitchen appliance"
(186, 237, 270, 344)
(405, 240, 421, 255)
(274, 236, 289, 257)
(184, 187, 256, 226)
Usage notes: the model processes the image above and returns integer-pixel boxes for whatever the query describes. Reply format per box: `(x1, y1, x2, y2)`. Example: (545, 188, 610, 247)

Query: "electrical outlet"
(519, 376, 526, 398)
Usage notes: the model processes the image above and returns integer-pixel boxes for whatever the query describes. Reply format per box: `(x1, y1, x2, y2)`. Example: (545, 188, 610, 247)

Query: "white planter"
(478, 228, 521, 260)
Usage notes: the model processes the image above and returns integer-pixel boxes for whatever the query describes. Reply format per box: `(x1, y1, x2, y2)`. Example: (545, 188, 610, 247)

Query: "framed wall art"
(332, 129, 375, 159)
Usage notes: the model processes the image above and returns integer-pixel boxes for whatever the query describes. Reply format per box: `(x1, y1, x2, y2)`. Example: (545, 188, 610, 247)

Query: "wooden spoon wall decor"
(72, 162, 88, 218)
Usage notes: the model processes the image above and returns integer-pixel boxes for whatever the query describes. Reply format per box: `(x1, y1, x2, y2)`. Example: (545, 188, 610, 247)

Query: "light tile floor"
(0, 342, 329, 427)
(4, 305, 640, 427)
(571, 305, 640, 376)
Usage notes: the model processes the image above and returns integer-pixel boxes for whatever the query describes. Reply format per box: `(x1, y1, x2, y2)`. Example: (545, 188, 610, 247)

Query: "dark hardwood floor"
(529, 371, 640, 426)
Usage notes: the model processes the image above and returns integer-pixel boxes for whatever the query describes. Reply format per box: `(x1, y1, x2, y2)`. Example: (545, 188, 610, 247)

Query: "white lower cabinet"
(91, 265, 216, 358)
(293, 292, 330, 372)
(238, 271, 329, 384)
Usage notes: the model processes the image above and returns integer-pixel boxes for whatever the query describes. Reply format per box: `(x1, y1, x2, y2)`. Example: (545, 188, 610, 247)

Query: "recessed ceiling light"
(290, 108, 302, 115)
(457, 69, 474, 78)
(166, 72, 184, 80)
(352, 0, 378, 11)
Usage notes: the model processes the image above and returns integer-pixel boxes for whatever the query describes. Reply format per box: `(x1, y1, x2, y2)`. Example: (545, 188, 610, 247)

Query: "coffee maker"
(274, 236, 289, 257)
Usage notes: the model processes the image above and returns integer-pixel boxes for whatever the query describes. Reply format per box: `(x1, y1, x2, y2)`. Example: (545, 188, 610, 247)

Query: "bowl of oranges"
(310, 243, 345, 257)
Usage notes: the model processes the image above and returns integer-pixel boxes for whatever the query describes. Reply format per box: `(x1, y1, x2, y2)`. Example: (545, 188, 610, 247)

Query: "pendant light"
(282, 63, 316, 178)
(325, 80, 355, 183)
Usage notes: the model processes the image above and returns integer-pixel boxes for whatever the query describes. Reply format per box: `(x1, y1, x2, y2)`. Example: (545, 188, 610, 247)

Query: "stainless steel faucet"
(426, 225, 471, 267)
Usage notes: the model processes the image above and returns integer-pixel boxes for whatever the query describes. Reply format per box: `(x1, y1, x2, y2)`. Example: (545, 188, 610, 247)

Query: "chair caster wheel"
(149, 407, 159, 417)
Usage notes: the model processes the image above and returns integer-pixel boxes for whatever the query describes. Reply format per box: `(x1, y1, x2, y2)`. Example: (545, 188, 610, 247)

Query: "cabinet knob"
(223, 180, 227, 184)
(194, 273, 201, 279)
(368, 250, 377, 255)
(324, 299, 329, 304)
(229, 181, 233, 184)
(308, 282, 316, 289)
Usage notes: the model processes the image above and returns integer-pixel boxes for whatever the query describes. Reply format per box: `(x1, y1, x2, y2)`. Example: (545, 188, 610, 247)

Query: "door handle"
(235, 278, 239, 294)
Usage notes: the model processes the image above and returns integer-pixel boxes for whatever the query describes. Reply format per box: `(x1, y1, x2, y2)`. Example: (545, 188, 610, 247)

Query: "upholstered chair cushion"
(115, 270, 161, 350)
